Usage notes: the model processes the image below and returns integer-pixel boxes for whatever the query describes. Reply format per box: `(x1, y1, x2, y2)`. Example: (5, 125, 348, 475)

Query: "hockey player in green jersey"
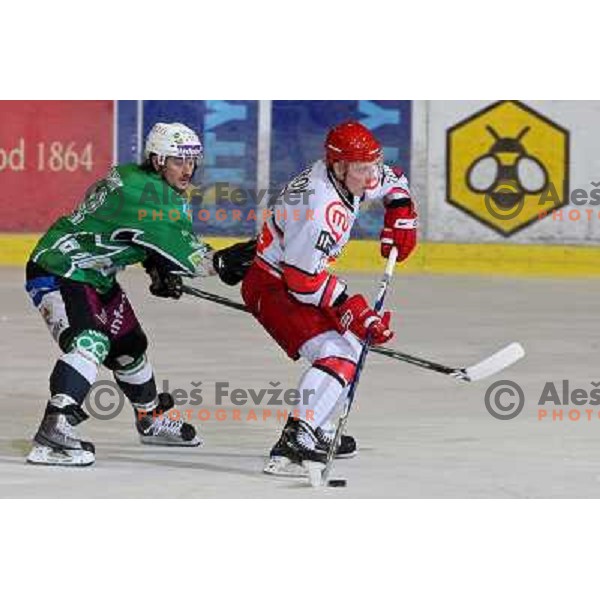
(24, 122, 256, 466)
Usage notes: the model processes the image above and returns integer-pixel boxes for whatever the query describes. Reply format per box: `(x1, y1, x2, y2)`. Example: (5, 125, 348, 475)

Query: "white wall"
(416, 101, 600, 245)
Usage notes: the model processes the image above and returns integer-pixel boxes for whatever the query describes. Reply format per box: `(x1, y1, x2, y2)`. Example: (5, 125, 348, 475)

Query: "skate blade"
(263, 456, 307, 478)
(26, 444, 95, 467)
(334, 450, 357, 459)
(139, 435, 203, 447)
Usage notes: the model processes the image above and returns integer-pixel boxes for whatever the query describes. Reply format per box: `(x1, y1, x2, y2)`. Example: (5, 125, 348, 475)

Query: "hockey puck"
(327, 479, 347, 487)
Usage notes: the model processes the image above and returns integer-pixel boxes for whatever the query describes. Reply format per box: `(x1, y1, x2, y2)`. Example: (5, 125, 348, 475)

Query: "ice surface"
(2, 266, 598, 498)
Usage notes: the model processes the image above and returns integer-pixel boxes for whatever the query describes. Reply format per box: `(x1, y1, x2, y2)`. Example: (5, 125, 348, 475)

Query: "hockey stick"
(181, 284, 249, 312)
(181, 284, 524, 383)
(372, 342, 525, 383)
(314, 246, 399, 487)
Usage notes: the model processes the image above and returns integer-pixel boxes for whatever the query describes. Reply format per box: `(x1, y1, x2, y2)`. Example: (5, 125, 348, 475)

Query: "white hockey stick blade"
(462, 342, 525, 382)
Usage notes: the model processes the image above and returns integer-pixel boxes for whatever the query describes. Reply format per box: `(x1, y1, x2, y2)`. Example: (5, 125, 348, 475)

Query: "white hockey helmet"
(144, 122, 203, 164)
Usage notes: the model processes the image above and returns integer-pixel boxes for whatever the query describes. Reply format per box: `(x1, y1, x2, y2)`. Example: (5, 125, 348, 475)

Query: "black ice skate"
(264, 417, 357, 475)
(136, 394, 202, 447)
(315, 423, 357, 459)
(264, 417, 326, 477)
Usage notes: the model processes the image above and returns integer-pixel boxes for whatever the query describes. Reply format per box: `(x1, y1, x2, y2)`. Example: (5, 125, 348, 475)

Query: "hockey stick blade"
(457, 342, 525, 382)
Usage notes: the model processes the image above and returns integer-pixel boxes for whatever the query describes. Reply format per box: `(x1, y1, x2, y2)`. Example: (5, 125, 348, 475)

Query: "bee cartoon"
(466, 125, 548, 217)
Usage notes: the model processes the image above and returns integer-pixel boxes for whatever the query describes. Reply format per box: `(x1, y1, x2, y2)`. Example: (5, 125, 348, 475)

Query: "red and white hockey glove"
(333, 294, 393, 345)
(380, 200, 418, 262)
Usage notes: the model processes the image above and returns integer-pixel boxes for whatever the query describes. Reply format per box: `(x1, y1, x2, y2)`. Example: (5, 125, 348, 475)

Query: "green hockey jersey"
(30, 164, 211, 293)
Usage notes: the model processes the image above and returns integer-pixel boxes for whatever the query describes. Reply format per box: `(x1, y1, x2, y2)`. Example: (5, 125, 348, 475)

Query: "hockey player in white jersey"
(241, 120, 418, 475)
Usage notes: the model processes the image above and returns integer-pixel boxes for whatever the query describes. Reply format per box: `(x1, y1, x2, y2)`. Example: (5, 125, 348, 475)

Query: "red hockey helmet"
(325, 121, 383, 165)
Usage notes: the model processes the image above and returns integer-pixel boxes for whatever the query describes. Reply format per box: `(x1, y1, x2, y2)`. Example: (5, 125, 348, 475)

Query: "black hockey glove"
(212, 238, 257, 286)
(143, 257, 183, 299)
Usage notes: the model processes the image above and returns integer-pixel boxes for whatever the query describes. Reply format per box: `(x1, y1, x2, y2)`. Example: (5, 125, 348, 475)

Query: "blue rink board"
(143, 100, 259, 237)
(270, 101, 412, 239)
(116, 100, 412, 239)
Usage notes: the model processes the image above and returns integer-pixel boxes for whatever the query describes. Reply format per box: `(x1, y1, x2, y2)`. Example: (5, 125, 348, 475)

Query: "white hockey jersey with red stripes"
(255, 159, 411, 308)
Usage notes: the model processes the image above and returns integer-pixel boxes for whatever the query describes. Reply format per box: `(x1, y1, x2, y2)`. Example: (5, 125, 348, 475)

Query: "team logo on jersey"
(446, 101, 569, 236)
(285, 167, 311, 194)
(325, 201, 351, 242)
(315, 230, 335, 254)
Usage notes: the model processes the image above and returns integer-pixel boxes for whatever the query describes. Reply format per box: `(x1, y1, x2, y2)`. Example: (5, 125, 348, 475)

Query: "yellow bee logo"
(446, 100, 569, 236)
(466, 125, 548, 219)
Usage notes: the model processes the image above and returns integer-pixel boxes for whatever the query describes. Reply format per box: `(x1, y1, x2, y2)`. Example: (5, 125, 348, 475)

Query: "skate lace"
(56, 415, 82, 443)
(147, 414, 183, 436)
(317, 426, 334, 446)
(297, 426, 318, 451)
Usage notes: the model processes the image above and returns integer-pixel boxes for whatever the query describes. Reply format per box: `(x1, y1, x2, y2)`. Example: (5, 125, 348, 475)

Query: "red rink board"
(0, 101, 114, 232)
